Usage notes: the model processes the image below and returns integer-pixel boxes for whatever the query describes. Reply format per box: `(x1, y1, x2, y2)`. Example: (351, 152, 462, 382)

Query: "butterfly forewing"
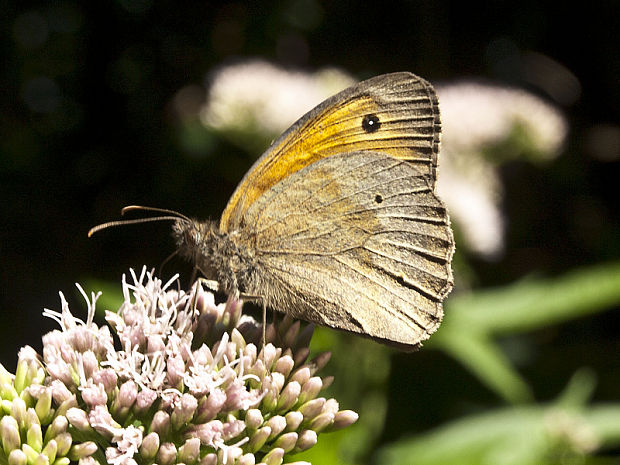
(220, 72, 441, 232)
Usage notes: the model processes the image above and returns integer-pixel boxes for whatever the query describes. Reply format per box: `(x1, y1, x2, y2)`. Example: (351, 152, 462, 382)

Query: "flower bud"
(261, 386, 278, 413)
(55, 433, 73, 456)
(44, 415, 68, 443)
(11, 397, 27, 428)
(171, 394, 198, 430)
(78, 457, 98, 465)
(81, 351, 99, 379)
(67, 441, 97, 460)
(26, 423, 43, 453)
(322, 398, 339, 415)
(273, 432, 298, 452)
(20, 444, 38, 464)
(322, 375, 334, 390)
(237, 453, 256, 465)
(81, 383, 107, 407)
(25, 408, 40, 429)
(166, 356, 186, 389)
(283, 321, 301, 348)
(34, 388, 53, 425)
(296, 324, 315, 349)
(298, 377, 322, 404)
(147, 335, 166, 354)
(262, 447, 284, 465)
(270, 372, 285, 395)
(91, 369, 117, 395)
(178, 437, 200, 464)
(139, 432, 160, 460)
(194, 389, 226, 423)
(276, 381, 300, 412)
(150, 411, 171, 438)
(284, 411, 304, 432)
(188, 420, 223, 445)
(66, 408, 91, 432)
(199, 452, 217, 465)
(245, 409, 263, 430)
(273, 355, 295, 378)
(325, 410, 359, 432)
(294, 430, 317, 452)
(289, 367, 311, 386)
(55, 396, 78, 418)
(293, 347, 310, 366)
(119, 380, 138, 408)
(266, 416, 286, 439)
(264, 324, 277, 347)
(1, 398, 13, 413)
(41, 439, 57, 463)
(231, 328, 247, 350)
(157, 442, 178, 465)
(260, 344, 278, 370)
(298, 398, 325, 420)
(7, 449, 27, 465)
(1, 383, 18, 402)
(1, 416, 21, 454)
(0, 364, 13, 386)
(309, 352, 331, 374)
(14, 347, 39, 394)
(135, 387, 157, 413)
(50, 380, 73, 404)
(223, 417, 246, 442)
(309, 412, 334, 433)
(248, 426, 271, 453)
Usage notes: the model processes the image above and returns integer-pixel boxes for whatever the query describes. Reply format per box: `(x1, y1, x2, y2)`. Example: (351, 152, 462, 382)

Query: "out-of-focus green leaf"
(431, 329, 533, 403)
(375, 385, 619, 465)
(376, 406, 546, 465)
(447, 261, 620, 334)
(428, 261, 620, 402)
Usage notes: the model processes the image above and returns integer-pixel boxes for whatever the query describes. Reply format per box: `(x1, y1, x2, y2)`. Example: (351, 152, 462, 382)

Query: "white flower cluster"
(0, 268, 357, 465)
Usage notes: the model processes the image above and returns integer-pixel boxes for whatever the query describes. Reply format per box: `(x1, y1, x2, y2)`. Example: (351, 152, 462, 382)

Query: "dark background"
(1, 0, 619, 459)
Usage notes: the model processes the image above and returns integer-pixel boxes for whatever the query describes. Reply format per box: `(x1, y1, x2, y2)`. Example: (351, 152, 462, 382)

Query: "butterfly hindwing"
(238, 151, 453, 349)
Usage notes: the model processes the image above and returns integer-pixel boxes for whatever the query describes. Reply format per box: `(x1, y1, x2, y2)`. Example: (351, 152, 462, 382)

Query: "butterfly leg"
(261, 299, 267, 349)
(186, 278, 222, 318)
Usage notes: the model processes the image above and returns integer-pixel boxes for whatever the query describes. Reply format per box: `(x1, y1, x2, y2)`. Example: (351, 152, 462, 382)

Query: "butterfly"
(93, 72, 455, 351)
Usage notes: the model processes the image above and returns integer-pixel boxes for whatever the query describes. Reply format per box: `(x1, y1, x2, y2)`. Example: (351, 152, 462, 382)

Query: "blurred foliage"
(2, 1, 619, 465)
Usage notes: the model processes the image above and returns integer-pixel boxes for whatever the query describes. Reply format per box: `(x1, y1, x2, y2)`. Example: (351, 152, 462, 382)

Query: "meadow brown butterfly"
(92, 72, 454, 350)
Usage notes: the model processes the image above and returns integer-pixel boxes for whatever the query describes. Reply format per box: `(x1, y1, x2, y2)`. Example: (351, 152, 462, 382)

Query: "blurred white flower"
(438, 82, 567, 158)
(437, 82, 568, 258)
(200, 60, 354, 150)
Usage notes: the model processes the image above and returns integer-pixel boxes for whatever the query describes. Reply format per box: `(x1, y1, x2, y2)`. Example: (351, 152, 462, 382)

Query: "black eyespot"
(374, 194, 383, 204)
(362, 114, 381, 133)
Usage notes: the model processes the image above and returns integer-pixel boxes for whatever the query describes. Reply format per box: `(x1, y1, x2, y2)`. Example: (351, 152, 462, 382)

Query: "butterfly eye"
(362, 114, 381, 133)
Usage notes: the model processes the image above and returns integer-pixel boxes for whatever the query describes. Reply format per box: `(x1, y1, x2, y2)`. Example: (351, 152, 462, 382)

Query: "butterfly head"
(171, 217, 216, 261)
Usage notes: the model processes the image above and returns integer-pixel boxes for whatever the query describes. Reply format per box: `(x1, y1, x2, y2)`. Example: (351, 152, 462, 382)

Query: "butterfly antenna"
(88, 206, 190, 237)
(121, 205, 192, 222)
(88, 216, 182, 237)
